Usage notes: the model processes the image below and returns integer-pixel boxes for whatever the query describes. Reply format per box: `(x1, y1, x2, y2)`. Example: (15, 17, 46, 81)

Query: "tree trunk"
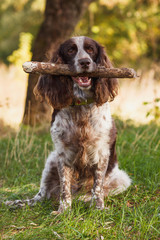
(23, 0, 94, 125)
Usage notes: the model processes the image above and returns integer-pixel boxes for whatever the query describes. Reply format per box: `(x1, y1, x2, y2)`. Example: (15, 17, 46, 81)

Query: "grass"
(0, 119, 160, 239)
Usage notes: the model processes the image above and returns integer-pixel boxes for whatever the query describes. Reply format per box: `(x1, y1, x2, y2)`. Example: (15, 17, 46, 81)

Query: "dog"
(6, 36, 131, 212)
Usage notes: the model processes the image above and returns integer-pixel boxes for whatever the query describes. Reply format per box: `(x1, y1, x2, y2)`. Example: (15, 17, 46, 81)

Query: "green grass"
(0, 119, 160, 240)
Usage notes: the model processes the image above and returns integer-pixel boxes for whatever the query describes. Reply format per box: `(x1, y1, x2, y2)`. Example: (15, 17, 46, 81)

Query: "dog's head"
(34, 36, 118, 109)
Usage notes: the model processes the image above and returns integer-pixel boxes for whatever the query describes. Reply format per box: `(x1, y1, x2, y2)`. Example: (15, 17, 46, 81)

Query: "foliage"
(0, 0, 45, 64)
(143, 98, 160, 123)
(75, 0, 160, 64)
(0, 120, 160, 239)
(0, 0, 160, 65)
(8, 32, 33, 66)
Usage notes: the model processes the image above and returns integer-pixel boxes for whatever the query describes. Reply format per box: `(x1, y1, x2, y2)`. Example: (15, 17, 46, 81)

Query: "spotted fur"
(5, 36, 131, 212)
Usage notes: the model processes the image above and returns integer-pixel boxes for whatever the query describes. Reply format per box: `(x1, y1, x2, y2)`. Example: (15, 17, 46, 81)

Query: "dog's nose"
(78, 58, 91, 69)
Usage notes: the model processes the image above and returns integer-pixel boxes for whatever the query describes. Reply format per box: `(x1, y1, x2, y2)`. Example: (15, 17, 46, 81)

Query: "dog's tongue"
(72, 76, 92, 87)
(80, 77, 88, 83)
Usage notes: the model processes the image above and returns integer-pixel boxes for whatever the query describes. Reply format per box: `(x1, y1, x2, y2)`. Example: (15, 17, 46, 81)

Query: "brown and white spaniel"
(6, 36, 131, 212)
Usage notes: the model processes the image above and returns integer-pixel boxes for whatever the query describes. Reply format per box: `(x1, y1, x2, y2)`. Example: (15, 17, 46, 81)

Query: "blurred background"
(0, 0, 160, 129)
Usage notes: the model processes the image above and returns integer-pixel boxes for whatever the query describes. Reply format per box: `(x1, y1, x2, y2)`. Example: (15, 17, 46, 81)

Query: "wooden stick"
(22, 61, 137, 78)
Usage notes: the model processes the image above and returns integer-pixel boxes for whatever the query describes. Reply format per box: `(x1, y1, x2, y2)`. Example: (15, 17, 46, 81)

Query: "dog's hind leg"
(5, 151, 60, 207)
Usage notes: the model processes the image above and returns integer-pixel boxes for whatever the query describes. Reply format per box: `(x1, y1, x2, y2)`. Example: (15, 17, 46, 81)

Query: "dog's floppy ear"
(34, 74, 73, 109)
(34, 50, 73, 109)
(94, 44, 119, 105)
(96, 44, 113, 68)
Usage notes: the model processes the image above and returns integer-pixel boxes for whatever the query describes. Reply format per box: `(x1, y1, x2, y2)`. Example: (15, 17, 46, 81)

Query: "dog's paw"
(57, 201, 71, 213)
(5, 200, 25, 208)
(90, 197, 105, 210)
(5, 198, 37, 208)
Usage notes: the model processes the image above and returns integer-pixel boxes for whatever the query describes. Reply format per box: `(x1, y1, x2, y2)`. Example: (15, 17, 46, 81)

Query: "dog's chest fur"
(51, 102, 112, 168)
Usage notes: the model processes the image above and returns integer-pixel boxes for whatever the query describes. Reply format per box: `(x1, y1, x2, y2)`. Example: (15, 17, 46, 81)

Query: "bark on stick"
(22, 61, 137, 78)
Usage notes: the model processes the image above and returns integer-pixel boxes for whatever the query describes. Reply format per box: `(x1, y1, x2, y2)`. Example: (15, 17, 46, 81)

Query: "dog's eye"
(86, 46, 94, 54)
(68, 47, 75, 54)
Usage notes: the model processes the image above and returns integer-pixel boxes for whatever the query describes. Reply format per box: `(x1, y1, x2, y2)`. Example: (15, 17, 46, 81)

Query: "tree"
(23, 0, 94, 125)
(0, 0, 44, 64)
(76, 0, 160, 64)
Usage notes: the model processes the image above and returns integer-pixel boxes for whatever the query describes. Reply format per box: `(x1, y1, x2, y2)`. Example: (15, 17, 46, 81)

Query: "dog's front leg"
(91, 162, 107, 210)
(57, 160, 73, 213)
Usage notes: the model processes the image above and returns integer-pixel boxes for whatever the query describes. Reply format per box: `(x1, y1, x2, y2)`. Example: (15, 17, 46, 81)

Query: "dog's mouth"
(72, 77, 92, 88)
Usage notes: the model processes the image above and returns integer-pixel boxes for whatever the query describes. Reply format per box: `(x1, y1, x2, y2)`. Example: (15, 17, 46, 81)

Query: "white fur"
(50, 102, 112, 166)
(104, 164, 132, 195)
(72, 36, 95, 73)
